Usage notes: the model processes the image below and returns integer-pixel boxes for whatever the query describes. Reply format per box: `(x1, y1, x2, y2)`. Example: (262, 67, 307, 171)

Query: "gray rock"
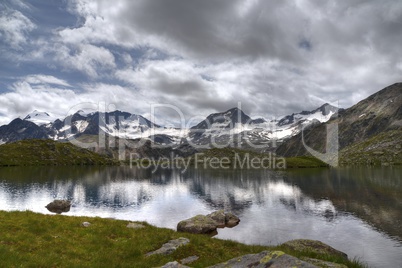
(146, 237, 190, 256)
(181, 255, 199, 264)
(282, 239, 348, 260)
(207, 250, 317, 268)
(45, 200, 71, 214)
(224, 212, 240, 227)
(177, 215, 218, 234)
(301, 257, 348, 268)
(160, 261, 190, 268)
(126, 222, 145, 229)
(207, 210, 226, 228)
(81, 222, 91, 227)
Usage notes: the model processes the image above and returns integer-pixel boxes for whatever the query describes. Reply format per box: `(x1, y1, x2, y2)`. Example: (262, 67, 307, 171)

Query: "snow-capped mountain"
(188, 104, 338, 149)
(0, 104, 337, 150)
(24, 110, 57, 126)
(277, 103, 338, 126)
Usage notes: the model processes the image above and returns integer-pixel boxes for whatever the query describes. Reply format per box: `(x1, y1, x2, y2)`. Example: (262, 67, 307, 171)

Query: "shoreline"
(0, 210, 365, 267)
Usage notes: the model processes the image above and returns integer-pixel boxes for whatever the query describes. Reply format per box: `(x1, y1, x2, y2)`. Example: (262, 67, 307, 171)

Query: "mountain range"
(1, 83, 400, 165)
(0, 103, 337, 151)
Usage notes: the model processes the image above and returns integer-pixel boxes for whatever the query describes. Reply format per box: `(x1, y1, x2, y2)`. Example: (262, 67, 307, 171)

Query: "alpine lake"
(0, 165, 401, 268)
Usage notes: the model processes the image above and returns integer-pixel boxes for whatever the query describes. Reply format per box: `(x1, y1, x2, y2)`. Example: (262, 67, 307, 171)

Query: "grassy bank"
(0, 139, 119, 166)
(0, 211, 364, 267)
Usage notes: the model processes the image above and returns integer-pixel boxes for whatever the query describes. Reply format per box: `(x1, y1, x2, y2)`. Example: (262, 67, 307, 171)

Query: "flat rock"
(181, 255, 199, 264)
(282, 239, 348, 260)
(301, 257, 348, 268)
(177, 215, 218, 234)
(127, 222, 145, 229)
(159, 261, 190, 268)
(207, 250, 317, 268)
(146, 237, 190, 256)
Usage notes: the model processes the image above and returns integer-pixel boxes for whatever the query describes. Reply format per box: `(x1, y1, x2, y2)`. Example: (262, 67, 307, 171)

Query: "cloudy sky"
(0, 0, 401, 126)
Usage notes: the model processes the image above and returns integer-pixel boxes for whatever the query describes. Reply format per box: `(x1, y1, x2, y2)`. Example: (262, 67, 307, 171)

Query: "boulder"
(207, 250, 317, 268)
(224, 212, 240, 227)
(282, 239, 348, 260)
(45, 200, 71, 214)
(207, 210, 226, 228)
(177, 215, 218, 234)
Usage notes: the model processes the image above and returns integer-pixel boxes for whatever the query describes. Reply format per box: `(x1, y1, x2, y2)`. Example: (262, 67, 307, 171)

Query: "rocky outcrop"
(146, 237, 190, 256)
(207, 250, 317, 268)
(45, 200, 71, 214)
(177, 211, 240, 234)
(281, 239, 348, 260)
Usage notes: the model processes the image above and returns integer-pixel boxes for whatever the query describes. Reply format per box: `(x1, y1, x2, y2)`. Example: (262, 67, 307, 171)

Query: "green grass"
(340, 130, 402, 166)
(285, 156, 328, 168)
(0, 139, 119, 166)
(0, 211, 365, 268)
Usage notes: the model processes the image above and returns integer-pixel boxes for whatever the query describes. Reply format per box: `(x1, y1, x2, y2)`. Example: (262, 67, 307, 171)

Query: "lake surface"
(0, 166, 401, 268)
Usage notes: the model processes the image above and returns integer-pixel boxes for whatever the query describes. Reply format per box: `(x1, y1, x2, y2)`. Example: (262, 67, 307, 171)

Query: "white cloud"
(56, 44, 116, 78)
(0, 8, 36, 49)
(0, 0, 401, 126)
(25, 75, 71, 87)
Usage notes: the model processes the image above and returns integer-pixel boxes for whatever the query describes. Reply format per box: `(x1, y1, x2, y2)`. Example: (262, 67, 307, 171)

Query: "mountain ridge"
(276, 82, 402, 164)
(0, 104, 337, 149)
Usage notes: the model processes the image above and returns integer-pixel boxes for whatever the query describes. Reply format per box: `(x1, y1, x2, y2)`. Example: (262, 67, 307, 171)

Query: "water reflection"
(0, 166, 401, 268)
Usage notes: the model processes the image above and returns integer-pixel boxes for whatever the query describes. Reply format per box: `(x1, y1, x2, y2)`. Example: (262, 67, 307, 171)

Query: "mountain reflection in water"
(0, 166, 401, 268)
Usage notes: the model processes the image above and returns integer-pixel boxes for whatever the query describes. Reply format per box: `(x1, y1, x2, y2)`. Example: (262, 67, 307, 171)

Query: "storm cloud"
(0, 0, 401, 126)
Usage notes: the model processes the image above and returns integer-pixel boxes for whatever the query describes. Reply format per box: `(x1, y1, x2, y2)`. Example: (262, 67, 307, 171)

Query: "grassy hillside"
(0, 139, 119, 166)
(0, 211, 364, 268)
(340, 130, 402, 166)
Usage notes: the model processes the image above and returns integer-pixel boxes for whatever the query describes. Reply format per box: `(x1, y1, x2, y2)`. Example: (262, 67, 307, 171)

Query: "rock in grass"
(81, 222, 91, 227)
(207, 250, 317, 268)
(282, 239, 348, 260)
(45, 200, 71, 214)
(301, 257, 348, 268)
(177, 215, 218, 234)
(126, 222, 145, 229)
(159, 261, 190, 268)
(146, 237, 190, 256)
(181, 255, 199, 264)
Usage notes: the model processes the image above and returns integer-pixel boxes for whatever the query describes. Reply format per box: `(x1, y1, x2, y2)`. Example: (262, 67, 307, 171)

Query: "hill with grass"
(0, 139, 119, 166)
